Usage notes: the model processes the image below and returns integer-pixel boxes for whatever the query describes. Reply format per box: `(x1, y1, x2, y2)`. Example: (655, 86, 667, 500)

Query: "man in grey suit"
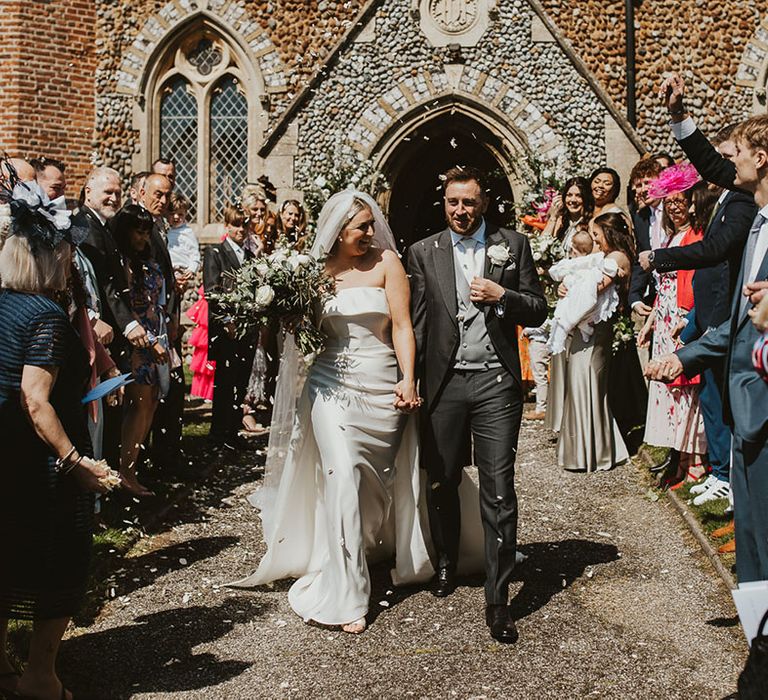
(408, 166, 548, 643)
(648, 86, 768, 582)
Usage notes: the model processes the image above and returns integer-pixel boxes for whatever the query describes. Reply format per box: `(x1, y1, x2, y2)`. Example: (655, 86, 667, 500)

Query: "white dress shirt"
(225, 235, 246, 265)
(748, 204, 768, 284)
(450, 219, 486, 284)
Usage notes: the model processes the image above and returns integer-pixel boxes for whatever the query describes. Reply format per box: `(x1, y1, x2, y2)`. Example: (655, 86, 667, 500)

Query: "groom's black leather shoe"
(485, 604, 519, 644)
(432, 567, 455, 598)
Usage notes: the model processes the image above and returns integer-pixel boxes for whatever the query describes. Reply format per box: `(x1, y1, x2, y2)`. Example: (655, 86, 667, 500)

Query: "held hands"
(644, 353, 684, 383)
(470, 277, 504, 304)
(557, 282, 568, 299)
(394, 378, 422, 413)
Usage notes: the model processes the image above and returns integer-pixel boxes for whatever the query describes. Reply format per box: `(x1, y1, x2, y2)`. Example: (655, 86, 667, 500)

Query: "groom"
(408, 166, 547, 643)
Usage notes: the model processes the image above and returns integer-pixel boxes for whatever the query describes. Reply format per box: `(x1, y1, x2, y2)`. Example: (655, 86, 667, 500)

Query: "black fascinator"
(0, 156, 87, 250)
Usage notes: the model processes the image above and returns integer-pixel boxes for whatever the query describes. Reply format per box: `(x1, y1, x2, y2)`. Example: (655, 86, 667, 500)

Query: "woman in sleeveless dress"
(230, 192, 434, 633)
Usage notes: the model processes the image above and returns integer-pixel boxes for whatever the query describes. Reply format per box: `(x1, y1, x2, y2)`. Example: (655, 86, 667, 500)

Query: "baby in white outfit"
(547, 230, 619, 355)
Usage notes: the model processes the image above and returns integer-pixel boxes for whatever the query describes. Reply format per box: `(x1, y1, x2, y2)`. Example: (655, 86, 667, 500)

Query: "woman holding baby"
(555, 213, 636, 472)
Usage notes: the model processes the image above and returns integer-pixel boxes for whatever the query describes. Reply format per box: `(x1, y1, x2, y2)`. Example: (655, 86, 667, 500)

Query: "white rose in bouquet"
(255, 262, 270, 277)
(255, 285, 275, 308)
(269, 250, 287, 265)
(291, 254, 312, 270)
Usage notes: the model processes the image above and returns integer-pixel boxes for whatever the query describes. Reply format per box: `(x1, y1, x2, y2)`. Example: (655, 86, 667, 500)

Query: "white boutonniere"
(487, 243, 511, 271)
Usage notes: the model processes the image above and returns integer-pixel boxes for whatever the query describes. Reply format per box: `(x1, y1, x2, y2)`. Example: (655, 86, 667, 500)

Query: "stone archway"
(381, 113, 517, 248)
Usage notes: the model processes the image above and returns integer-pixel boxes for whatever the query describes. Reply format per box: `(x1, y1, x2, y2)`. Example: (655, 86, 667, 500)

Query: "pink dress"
(643, 229, 707, 454)
(187, 286, 215, 401)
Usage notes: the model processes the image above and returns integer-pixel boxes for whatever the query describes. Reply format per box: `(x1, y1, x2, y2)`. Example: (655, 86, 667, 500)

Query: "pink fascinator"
(647, 162, 701, 199)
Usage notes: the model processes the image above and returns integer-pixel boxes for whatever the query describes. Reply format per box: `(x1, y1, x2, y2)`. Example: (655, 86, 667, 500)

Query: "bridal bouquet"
(209, 247, 336, 356)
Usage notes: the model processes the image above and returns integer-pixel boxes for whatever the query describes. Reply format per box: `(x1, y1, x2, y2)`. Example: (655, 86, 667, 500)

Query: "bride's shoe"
(341, 618, 367, 634)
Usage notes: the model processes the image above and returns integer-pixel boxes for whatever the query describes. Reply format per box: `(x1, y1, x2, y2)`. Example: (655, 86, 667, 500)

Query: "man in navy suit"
(639, 122, 757, 504)
(648, 74, 768, 582)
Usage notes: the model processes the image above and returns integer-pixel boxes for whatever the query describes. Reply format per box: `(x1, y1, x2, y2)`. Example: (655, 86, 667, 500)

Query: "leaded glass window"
(159, 77, 198, 217)
(209, 75, 248, 221)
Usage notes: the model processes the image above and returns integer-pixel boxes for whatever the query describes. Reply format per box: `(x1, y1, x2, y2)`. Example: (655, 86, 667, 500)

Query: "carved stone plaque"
(419, 0, 490, 47)
(429, 0, 479, 34)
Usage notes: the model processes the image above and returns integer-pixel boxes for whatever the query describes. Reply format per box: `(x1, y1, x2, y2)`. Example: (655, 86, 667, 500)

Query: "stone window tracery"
(150, 27, 259, 228)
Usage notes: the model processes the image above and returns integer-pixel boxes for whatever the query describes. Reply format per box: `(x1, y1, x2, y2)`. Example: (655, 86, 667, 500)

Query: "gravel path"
(61, 419, 746, 699)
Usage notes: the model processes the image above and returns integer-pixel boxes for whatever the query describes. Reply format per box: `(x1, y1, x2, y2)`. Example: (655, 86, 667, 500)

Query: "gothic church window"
(151, 28, 257, 228)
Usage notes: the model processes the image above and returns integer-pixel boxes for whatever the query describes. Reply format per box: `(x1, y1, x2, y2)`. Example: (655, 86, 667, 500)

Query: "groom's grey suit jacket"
(677, 227, 768, 443)
(407, 223, 548, 409)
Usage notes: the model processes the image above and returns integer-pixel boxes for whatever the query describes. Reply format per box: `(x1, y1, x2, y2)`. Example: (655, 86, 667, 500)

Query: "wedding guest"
(187, 286, 215, 402)
(128, 171, 149, 206)
(73, 166, 130, 467)
(638, 168, 707, 485)
(651, 152, 676, 169)
(241, 184, 278, 429)
(241, 184, 276, 255)
(628, 157, 664, 319)
(0, 157, 35, 185)
(151, 157, 176, 191)
(542, 176, 594, 251)
(521, 320, 551, 421)
(275, 199, 308, 250)
(31, 157, 67, 201)
(651, 75, 768, 583)
(556, 214, 632, 472)
(204, 204, 257, 449)
(0, 171, 111, 700)
(166, 191, 200, 278)
(590, 167, 623, 217)
(139, 173, 183, 471)
(111, 205, 170, 497)
(543, 178, 594, 435)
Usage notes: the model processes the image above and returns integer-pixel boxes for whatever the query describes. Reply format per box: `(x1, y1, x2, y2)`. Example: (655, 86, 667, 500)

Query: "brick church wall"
(0, 0, 97, 196)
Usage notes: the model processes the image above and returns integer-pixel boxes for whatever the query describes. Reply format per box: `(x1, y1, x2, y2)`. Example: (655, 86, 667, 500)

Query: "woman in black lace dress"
(0, 174, 111, 700)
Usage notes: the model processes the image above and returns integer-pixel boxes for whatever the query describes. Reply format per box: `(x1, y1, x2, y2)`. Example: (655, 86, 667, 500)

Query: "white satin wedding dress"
(231, 286, 436, 625)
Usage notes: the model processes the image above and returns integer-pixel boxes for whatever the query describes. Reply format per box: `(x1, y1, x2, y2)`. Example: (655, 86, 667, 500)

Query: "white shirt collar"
(450, 218, 487, 247)
(84, 205, 107, 227)
(225, 235, 245, 259)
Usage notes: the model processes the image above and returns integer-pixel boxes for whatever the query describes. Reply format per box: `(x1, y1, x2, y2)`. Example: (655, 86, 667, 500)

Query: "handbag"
(737, 606, 768, 699)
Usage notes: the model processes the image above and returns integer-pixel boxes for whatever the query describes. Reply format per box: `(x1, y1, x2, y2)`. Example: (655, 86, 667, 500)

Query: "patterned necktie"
(739, 213, 766, 316)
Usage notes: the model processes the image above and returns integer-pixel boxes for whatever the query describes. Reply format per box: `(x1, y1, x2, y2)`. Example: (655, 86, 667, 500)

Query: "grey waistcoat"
(453, 252, 502, 371)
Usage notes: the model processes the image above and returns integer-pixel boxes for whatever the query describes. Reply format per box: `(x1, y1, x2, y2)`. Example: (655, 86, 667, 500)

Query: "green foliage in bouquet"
(208, 248, 336, 357)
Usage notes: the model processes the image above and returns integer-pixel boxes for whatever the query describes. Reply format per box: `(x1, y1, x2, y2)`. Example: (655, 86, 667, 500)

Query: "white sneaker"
(690, 474, 716, 495)
(692, 478, 730, 506)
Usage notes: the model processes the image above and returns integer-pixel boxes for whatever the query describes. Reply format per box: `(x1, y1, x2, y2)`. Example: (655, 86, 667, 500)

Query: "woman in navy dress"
(0, 170, 111, 700)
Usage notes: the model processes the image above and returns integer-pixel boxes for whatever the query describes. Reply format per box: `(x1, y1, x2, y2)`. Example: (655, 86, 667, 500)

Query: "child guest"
(203, 204, 256, 448)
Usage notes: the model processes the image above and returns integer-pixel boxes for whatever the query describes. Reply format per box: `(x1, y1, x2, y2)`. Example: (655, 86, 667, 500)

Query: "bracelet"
(54, 445, 77, 473)
(63, 454, 85, 476)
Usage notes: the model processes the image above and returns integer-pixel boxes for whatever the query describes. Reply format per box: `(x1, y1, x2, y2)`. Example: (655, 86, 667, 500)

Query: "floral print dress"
(643, 230, 707, 454)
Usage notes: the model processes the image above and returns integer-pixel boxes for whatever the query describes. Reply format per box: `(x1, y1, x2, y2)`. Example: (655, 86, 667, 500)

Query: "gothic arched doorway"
(381, 113, 517, 249)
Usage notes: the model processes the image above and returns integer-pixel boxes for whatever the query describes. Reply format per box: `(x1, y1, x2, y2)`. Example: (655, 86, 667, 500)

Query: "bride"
(230, 191, 435, 633)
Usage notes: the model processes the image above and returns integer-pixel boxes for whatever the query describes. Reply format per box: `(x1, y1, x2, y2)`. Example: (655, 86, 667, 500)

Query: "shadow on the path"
(61, 596, 268, 699)
(76, 536, 239, 626)
(508, 539, 620, 621)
